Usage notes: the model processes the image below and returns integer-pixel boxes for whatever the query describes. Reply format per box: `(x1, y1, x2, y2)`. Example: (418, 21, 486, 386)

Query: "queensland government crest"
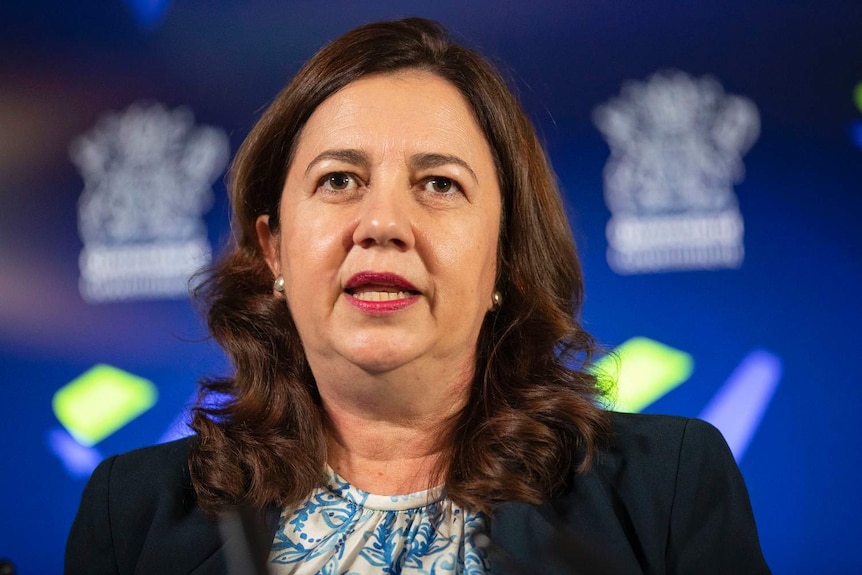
(70, 103, 229, 301)
(594, 70, 760, 274)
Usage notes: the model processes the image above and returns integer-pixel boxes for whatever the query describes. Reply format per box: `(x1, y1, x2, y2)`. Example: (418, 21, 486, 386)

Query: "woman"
(67, 18, 770, 574)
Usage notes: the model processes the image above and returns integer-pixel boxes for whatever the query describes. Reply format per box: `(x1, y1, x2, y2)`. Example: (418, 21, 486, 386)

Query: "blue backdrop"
(1, 2, 860, 573)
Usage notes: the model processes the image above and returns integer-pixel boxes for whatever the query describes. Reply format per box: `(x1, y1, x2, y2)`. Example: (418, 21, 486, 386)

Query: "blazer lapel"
(488, 501, 565, 575)
(134, 505, 280, 575)
(488, 472, 644, 574)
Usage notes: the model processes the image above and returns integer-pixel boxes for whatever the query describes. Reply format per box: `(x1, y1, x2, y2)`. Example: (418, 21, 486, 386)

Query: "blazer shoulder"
(601, 411, 689, 472)
(66, 436, 212, 575)
(603, 412, 729, 464)
(108, 436, 195, 492)
(599, 412, 770, 574)
(606, 411, 692, 444)
(489, 414, 740, 574)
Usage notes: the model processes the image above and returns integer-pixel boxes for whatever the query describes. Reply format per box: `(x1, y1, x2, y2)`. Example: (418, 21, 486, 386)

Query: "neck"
(312, 361, 472, 495)
(324, 409, 449, 495)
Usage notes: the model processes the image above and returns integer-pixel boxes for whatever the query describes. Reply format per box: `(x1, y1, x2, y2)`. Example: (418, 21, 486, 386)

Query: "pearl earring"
(491, 290, 503, 310)
(274, 276, 285, 293)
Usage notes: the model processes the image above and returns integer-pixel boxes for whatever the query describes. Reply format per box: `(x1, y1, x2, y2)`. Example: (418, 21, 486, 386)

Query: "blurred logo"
(594, 70, 760, 274)
(70, 102, 229, 302)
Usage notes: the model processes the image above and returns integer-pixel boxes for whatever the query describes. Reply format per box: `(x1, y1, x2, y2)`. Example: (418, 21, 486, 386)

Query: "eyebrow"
(410, 153, 478, 184)
(304, 149, 370, 176)
(304, 149, 478, 184)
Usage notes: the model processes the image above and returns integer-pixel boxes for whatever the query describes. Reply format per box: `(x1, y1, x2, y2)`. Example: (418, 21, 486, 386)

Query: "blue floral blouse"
(268, 467, 489, 574)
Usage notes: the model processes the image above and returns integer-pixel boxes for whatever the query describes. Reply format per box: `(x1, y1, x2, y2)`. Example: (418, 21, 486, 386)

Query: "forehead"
(291, 71, 494, 167)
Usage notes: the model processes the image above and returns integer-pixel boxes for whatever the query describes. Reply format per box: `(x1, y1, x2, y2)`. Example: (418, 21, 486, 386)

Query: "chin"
(350, 355, 415, 375)
(340, 343, 422, 375)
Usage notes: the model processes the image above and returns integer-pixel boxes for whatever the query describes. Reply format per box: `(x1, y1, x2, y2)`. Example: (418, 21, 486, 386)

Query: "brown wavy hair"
(189, 17, 610, 516)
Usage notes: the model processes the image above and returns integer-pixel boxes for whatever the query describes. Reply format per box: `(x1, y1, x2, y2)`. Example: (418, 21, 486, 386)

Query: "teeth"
(352, 290, 413, 301)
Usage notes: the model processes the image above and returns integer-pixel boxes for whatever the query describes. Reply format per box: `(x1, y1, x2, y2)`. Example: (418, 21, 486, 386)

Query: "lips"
(344, 272, 420, 312)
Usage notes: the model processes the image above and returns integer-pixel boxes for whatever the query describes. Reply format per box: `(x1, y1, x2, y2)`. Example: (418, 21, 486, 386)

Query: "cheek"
(472, 212, 501, 276)
(433, 218, 499, 298)
(283, 235, 329, 281)
(279, 210, 350, 295)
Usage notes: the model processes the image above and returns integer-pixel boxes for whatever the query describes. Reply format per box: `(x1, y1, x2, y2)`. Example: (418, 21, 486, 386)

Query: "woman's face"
(258, 71, 501, 378)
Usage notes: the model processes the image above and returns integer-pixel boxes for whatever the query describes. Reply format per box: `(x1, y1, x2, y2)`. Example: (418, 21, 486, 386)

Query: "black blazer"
(66, 413, 770, 574)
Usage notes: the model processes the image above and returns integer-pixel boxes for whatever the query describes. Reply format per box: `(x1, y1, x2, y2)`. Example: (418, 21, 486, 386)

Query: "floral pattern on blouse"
(269, 468, 488, 574)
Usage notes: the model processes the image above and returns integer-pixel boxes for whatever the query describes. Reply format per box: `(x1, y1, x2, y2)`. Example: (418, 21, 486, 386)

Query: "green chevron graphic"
(594, 337, 694, 413)
(52, 364, 158, 446)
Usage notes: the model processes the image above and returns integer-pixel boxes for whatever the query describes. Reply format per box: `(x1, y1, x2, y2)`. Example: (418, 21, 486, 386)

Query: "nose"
(352, 183, 415, 250)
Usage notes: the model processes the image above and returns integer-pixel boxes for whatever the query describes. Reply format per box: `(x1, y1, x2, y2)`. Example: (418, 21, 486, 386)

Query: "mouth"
(348, 289, 416, 302)
(344, 272, 420, 302)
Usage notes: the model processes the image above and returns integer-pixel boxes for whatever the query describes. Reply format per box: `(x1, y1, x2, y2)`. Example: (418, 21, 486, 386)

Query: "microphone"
(218, 506, 272, 575)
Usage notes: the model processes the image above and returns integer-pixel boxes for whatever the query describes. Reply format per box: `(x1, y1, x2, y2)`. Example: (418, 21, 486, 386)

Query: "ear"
(255, 215, 280, 277)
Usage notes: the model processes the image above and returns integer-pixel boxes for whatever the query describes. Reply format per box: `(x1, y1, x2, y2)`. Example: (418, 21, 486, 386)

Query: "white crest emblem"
(594, 70, 759, 273)
(71, 102, 229, 301)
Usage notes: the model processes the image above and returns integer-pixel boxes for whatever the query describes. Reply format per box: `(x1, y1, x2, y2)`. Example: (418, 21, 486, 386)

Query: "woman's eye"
(424, 177, 458, 194)
(321, 172, 356, 191)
